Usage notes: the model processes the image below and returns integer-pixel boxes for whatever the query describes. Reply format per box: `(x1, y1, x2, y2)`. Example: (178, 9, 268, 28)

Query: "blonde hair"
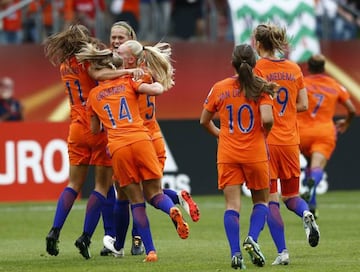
(111, 21, 137, 40)
(122, 40, 174, 90)
(254, 22, 289, 56)
(76, 43, 123, 70)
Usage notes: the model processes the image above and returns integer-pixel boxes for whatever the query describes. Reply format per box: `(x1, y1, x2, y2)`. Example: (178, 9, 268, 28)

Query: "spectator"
(23, 0, 42, 43)
(138, 0, 172, 42)
(0, 0, 23, 44)
(23, 0, 68, 42)
(212, 0, 233, 41)
(334, 0, 360, 40)
(314, 0, 338, 40)
(63, 0, 109, 42)
(39, 0, 69, 40)
(172, 0, 206, 40)
(0, 77, 23, 121)
(110, 0, 140, 33)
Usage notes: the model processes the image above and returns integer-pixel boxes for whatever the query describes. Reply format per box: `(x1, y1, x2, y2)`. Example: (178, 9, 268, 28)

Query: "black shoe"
(300, 190, 310, 202)
(75, 234, 91, 259)
(100, 246, 113, 256)
(131, 236, 144, 255)
(46, 227, 60, 256)
(231, 252, 246, 270)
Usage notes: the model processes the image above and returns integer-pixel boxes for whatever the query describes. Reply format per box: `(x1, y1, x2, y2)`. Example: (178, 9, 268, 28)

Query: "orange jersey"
(137, 73, 162, 139)
(138, 94, 162, 140)
(2, 0, 22, 31)
(121, 0, 140, 20)
(87, 75, 152, 155)
(42, 0, 67, 26)
(298, 73, 350, 129)
(60, 56, 97, 124)
(254, 58, 305, 145)
(59, 56, 110, 166)
(137, 74, 164, 166)
(64, 0, 106, 21)
(203, 76, 273, 163)
(298, 73, 350, 159)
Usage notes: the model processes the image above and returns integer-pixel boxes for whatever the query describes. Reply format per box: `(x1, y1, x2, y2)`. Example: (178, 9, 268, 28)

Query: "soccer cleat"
(272, 249, 290, 265)
(303, 211, 320, 247)
(74, 234, 91, 259)
(103, 235, 124, 257)
(131, 236, 145, 255)
(170, 207, 189, 239)
(143, 250, 158, 262)
(46, 227, 60, 256)
(100, 246, 113, 256)
(243, 236, 265, 267)
(178, 190, 200, 222)
(231, 252, 246, 270)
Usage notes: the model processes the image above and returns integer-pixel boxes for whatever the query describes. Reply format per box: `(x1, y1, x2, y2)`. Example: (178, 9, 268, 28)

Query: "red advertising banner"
(0, 122, 70, 201)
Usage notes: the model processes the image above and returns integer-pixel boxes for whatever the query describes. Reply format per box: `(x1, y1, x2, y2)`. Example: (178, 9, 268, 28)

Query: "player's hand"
(335, 119, 348, 134)
(131, 68, 145, 81)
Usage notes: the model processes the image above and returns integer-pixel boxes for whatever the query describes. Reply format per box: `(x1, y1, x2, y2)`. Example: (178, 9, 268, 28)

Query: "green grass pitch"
(1, 191, 360, 271)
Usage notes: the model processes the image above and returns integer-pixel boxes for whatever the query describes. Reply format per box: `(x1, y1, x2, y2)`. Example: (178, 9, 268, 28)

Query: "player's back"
(255, 58, 305, 145)
(88, 75, 150, 153)
(298, 74, 350, 128)
(205, 76, 272, 163)
(60, 56, 97, 121)
(138, 94, 162, 138)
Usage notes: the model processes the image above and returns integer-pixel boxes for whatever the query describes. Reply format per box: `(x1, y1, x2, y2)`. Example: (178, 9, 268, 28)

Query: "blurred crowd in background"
(316, 0, 360, 40)
(0, 0, 359, 45)
(0, 0, 232, 44)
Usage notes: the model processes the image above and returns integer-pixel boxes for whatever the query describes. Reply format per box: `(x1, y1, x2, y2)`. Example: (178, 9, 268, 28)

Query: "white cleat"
(103, 235, 124, 257)
(303, 211, 320, 247)
(272, 249, 290, 265)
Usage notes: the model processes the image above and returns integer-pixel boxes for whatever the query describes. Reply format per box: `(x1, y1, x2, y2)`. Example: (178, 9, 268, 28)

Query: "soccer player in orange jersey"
(43, 25, 116, 259)
(85, 21, 146, 256)
(80, 40, 189, 262)
(253, 23, 320, 265)
(298, 54, 356, 218)
(200, 44, 276, 269)
(88, 21, 200, 256)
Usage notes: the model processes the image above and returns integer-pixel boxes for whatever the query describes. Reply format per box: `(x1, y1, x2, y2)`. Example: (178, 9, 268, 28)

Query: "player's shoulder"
(213, 76, 238, 88)
(89, 84, 104, 98)
(283, 59, 302, 72)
